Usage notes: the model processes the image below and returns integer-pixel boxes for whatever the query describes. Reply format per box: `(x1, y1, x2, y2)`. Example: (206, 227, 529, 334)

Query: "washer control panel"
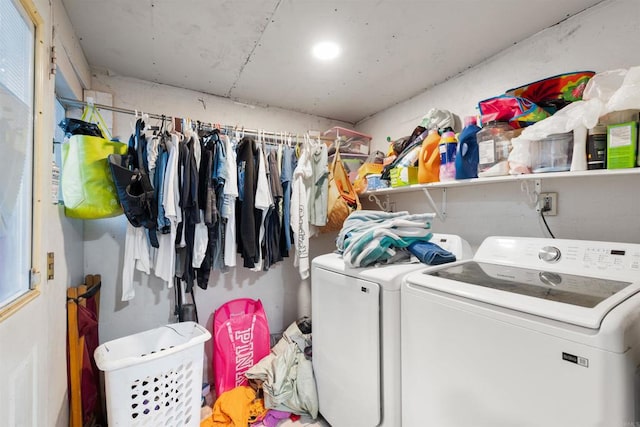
(475, 237, 640, 280)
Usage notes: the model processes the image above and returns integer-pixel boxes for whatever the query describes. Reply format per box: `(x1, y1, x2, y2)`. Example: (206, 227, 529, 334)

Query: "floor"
(278, 415, 330, 426)
(201, 402, 330, 426)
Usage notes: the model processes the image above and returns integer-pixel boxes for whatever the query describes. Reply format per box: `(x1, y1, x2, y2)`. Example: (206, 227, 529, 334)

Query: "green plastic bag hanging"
(61, 105, 128, 219)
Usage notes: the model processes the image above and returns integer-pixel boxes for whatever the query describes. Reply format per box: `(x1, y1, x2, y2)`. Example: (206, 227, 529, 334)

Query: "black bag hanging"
(108, 119, 158, 230)
(58, 117, 104, 138)
(173, 277, 198, 323)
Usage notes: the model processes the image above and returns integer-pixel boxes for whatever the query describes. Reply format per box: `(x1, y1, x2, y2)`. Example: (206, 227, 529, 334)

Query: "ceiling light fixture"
(312, 41, 341, 60)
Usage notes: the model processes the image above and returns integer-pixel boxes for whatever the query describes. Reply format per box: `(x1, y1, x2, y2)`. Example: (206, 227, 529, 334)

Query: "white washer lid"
(404, 260, 640, 329)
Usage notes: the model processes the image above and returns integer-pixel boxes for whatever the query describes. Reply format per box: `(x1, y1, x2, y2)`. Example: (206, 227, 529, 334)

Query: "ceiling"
(61, 0, 603, 124)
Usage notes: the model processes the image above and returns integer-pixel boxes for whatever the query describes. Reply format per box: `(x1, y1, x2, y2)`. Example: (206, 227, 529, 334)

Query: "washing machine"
(401, 236, 640, 427)
(311, 234, 473, 427)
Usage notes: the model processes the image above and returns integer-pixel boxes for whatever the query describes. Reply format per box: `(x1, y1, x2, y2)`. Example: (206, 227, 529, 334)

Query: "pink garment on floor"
(251, 409, 291, 427)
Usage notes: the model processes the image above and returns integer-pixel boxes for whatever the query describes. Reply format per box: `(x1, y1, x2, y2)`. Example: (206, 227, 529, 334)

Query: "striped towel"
(336, 210, 435, 267)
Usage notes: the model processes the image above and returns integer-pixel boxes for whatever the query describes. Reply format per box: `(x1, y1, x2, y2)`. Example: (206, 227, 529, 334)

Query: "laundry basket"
(94, 322, 211, 427)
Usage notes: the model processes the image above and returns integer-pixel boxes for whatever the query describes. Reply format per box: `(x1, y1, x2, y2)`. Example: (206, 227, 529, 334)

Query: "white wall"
(356, 0, 640, 249)
(87, 73, 347, 379)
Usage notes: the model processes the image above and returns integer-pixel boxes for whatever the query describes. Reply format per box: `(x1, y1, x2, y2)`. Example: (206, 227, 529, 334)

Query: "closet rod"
(58, 96, 168, 121)
(56, 96, 335, 142)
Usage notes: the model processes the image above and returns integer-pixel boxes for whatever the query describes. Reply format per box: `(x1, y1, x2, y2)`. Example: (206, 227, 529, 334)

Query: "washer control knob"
(539, 271, 562, 286)
(539, 246, 561, 263)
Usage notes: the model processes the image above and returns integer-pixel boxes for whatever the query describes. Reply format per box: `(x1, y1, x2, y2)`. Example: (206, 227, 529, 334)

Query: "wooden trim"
(0, 290, 40, 323)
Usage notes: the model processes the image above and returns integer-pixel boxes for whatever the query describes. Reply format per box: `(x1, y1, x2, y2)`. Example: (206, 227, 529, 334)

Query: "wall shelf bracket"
(422, 188, 447, 221)
(367, 193, 391, 212)
(534, 179, 542, 194)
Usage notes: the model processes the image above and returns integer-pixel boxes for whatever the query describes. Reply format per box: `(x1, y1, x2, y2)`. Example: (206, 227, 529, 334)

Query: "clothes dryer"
(402, 236, 640, 427)
(311, 234, 472, 427)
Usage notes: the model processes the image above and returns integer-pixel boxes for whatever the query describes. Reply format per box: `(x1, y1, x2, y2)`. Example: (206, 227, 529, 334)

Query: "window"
(0, 0, 36, 309)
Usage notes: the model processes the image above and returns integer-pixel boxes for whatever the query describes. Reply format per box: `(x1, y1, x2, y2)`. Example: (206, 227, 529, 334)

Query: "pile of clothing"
(203, 318, 317, 426)
(337, 210, 455, 267)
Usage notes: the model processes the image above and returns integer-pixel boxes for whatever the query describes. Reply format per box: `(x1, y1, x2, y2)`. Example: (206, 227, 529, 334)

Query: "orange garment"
(204, 385, 267, 427)
(418, 130, 441, 183)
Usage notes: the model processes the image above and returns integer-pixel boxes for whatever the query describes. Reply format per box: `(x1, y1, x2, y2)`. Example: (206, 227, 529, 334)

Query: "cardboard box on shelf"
(607, 121, 638, 169)
(390, 166, 418, 187)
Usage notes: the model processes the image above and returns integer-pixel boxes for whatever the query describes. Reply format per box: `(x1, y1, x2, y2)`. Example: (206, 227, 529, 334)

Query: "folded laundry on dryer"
(336, 210, 435, 267)
(407, 240, 457, 265)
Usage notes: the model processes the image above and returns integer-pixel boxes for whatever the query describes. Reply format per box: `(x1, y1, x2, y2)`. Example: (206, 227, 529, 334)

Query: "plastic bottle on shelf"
(455, 116, 481, 179)
(418, 128, 441, 184)
(476, 121, 514, 177)
(439, 128, 458, 182)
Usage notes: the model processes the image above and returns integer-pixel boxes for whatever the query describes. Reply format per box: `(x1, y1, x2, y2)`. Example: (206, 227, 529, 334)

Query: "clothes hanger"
(296, 134, 306, 158)
(130, 109, 139, 133)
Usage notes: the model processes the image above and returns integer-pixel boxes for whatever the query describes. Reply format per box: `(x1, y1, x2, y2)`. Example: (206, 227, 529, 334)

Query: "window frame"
(0, 0, 46, 321)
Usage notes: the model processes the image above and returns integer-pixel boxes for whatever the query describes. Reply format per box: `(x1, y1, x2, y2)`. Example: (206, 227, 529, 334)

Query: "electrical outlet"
(538, 192, 558, 216)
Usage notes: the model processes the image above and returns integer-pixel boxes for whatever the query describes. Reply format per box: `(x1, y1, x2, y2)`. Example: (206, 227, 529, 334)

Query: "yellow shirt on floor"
(201, 385, 267, 427)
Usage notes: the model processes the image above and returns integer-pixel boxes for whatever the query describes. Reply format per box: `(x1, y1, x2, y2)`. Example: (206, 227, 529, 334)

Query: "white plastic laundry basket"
(94, 322, 211, 427)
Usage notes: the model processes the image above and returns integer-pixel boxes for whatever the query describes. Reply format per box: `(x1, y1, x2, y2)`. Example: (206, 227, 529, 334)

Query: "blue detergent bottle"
(455, 116, 481, 179)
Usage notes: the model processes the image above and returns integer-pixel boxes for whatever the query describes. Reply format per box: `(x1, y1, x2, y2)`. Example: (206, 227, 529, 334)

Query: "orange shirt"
(203, 385, 267, 427)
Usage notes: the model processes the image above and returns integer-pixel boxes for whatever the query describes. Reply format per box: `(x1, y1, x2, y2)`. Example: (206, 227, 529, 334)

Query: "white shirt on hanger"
(122, 222, 151, 301)
(192, 210, 208, 268)
(291, 140, 313, 279)
(222, 134, 239, 268)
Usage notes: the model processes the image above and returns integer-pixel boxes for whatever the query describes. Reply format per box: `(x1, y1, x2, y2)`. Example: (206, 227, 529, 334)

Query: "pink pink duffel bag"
(212, 298, 270, 397)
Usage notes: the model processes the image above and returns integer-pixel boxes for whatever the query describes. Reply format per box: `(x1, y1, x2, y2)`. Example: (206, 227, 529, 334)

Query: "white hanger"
(130, 109, 139, 133)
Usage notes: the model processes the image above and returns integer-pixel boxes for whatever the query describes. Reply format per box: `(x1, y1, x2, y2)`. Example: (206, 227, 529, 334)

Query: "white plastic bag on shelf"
(519, 100, 602, 141)
(508, 67, 634, 175)
(583, 68, 627, 102)
(607, 66, 640, 112)
(508, 135, 532, 174)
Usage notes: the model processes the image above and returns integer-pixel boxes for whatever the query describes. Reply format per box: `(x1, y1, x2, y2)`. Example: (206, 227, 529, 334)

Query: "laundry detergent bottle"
(418, 128, 441, 184)
(439, 128, 458, 182)
(455, 116, 481, 179)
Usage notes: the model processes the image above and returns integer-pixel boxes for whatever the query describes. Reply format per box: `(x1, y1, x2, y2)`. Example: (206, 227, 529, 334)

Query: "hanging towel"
(407, 241, 457, 265)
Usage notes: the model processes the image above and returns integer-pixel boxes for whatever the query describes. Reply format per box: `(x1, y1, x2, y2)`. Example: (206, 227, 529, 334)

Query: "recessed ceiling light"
(312, 41, 341, 60)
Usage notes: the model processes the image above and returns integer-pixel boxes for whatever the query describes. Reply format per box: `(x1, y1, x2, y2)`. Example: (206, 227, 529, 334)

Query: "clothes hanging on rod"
(57, 97, 334, 301)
